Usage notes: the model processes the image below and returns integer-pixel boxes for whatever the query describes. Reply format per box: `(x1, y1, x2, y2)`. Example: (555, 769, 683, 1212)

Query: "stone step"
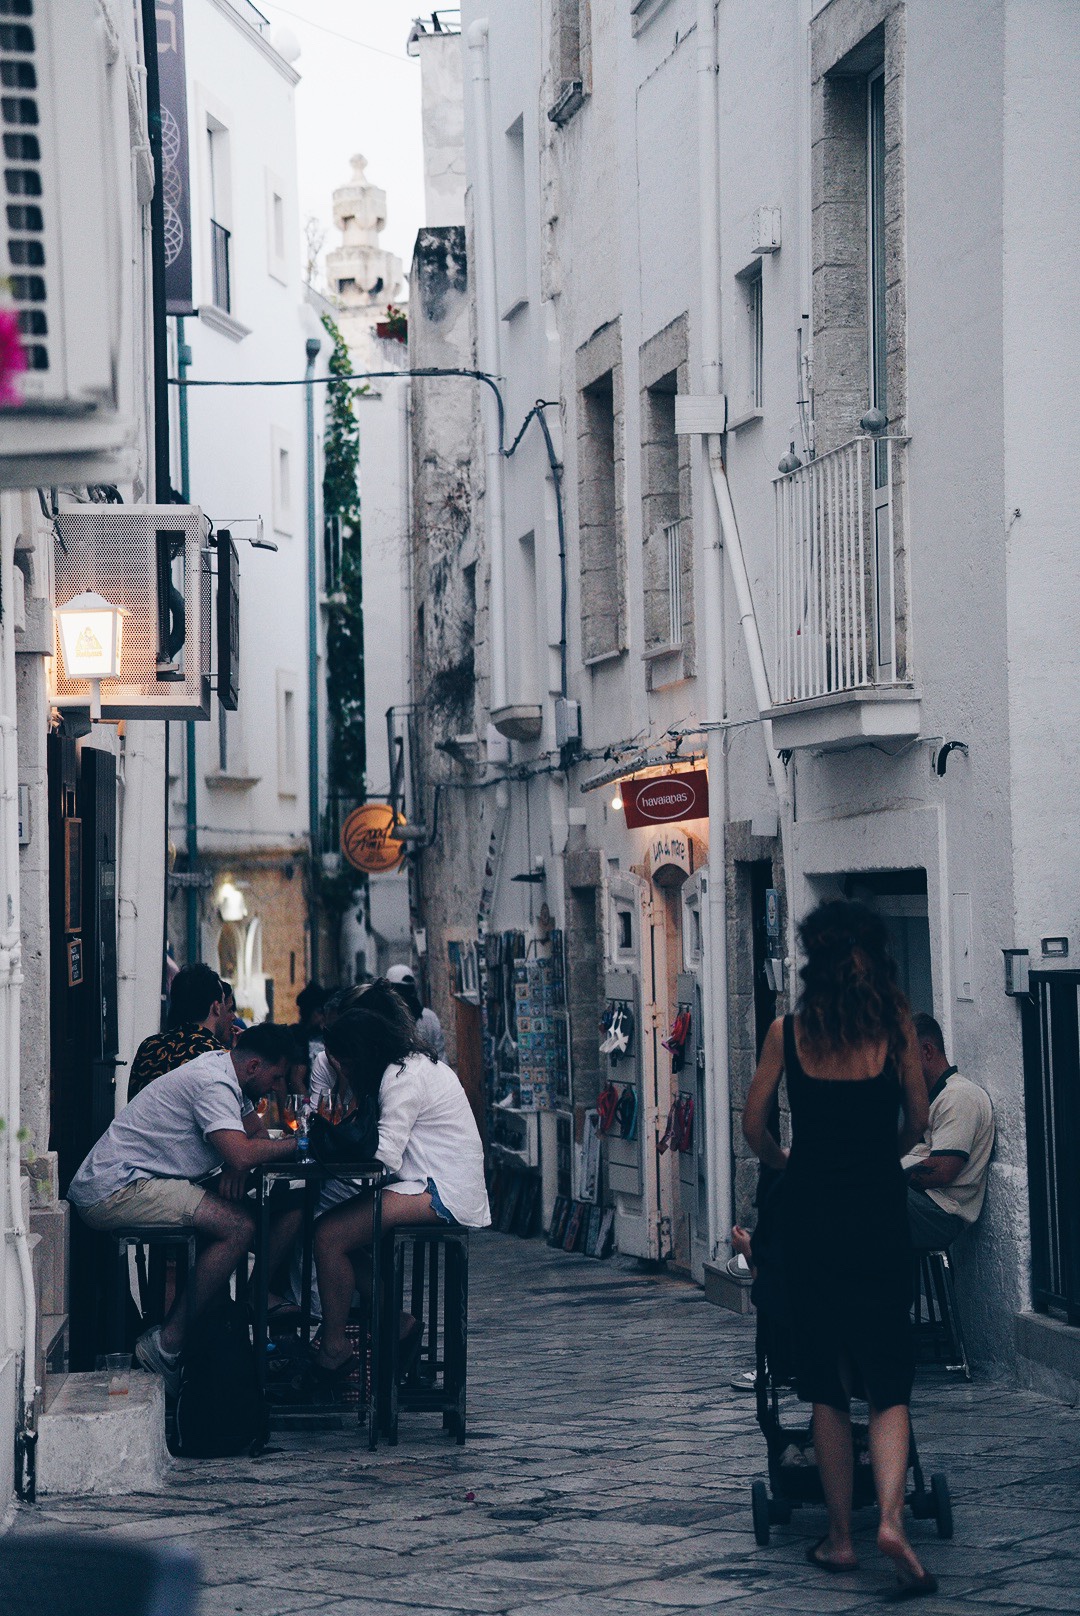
(36, 1371, 168, 1496)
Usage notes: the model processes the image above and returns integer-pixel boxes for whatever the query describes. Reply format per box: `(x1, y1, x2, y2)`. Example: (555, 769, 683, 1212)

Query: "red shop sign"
(620, 769, 709, 829)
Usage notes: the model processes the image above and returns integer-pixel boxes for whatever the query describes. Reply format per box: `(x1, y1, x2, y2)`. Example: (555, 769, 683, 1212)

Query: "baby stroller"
(746, 1179, 953, 1547)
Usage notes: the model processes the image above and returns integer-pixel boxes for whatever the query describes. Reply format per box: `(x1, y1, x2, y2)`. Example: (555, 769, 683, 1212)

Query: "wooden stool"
(913, 1247, 971, 1380)
(381, 1226, 469, 1445)
(112, 1226, 197, 1351)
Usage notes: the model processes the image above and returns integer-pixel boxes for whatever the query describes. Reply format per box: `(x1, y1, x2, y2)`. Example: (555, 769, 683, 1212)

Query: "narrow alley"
(13, 1233, 1080, 1616)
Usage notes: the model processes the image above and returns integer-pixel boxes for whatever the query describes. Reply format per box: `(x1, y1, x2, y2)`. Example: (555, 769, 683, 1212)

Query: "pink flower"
(0, 309, 27, 407)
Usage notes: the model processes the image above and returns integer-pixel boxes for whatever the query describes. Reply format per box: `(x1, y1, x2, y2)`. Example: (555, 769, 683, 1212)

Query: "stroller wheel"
(930, 1473, 953, 1539)
(751, 1480, 771, 1546)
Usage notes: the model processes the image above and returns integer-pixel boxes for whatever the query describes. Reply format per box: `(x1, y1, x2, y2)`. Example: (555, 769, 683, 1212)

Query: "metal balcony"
(767, 434, 919, 752)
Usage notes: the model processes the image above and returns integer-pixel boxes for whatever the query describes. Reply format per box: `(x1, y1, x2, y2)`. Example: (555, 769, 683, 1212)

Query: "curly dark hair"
(796, 899, 910, 1063)
(322, 979, 434, 1093)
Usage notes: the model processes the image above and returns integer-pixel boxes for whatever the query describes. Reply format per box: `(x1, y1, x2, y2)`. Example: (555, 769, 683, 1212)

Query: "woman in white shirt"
(312, 982, 490, 1375)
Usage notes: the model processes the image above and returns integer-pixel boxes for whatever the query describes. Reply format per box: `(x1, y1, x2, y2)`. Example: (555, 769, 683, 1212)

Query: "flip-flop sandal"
(657, 1101, 677, 1154)
(806, 1538, 858, 1573)
(596, 1082, 619, 1134)
(312, 1350, 357, 1381)
(881, 1574, 939, 1602)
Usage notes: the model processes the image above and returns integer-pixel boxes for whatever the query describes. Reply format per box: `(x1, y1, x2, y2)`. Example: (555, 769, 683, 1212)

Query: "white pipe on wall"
(0, 515, 36, 1449)
(465, 18, 508, 717)
(695, 0, 733, 1264)
(115, 721, 166, 1109)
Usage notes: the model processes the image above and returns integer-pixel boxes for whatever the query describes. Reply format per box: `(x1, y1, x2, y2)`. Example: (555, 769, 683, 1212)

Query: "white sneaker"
(135, 1325, 182, 1398)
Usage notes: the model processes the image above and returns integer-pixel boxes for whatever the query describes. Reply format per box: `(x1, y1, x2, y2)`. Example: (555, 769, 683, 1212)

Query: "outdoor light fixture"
(55, 591, 127, 720)
(216, 879, 248, 923)
(611, 790, 624, 811)
(1002, 948, 1030, 996)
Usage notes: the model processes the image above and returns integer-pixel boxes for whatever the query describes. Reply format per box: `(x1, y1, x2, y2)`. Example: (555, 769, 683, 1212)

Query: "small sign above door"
(620, 769, 709, 829)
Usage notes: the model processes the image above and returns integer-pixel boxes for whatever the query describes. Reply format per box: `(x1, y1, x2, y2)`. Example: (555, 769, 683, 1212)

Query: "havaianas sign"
(620, 769, 709, 829)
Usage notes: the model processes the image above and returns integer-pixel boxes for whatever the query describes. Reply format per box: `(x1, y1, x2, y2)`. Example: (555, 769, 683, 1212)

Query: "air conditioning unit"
(0, 0, 140, 488)
(53, 506, 211, 719)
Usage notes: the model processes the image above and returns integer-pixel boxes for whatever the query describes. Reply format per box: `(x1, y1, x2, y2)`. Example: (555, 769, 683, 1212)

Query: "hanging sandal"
(596, 1082, 620, 1134)
(657, 1101, 677, 1154)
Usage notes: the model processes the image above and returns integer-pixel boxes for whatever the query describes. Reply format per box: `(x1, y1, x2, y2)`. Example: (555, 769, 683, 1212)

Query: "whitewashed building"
(164, 0, 331, 1016)
(405, 0, 1080, 1393)
(0, 0, 181, 1502)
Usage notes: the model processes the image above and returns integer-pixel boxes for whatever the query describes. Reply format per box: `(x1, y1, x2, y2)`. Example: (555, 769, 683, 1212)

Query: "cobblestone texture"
(12, 1232, 1080, 1614)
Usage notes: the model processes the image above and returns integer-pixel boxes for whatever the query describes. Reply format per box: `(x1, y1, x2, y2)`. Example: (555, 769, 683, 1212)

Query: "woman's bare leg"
(314, 1190, 441, 1368)
(869, 1403, 929, 1583)
(811, 1404, 858, 1567)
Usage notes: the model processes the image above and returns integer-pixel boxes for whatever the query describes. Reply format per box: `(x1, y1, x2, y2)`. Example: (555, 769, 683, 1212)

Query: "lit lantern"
(55, 590, 127, 720)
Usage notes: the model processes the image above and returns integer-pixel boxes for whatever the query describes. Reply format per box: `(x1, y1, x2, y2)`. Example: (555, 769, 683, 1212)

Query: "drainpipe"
(0, 521, 36, 1491)
(177, 317, 199, 965)
(695, 11, 797, 1055)
(694, 0, 733, 1266)
(305, 335, 322, 980)
(465, 19, 508, 717)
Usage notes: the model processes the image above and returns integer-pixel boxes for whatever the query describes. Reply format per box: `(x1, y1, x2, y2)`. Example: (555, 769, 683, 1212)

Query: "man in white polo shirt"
(67, 1022, 302, 1393)
(902, 1013, 995, 1249)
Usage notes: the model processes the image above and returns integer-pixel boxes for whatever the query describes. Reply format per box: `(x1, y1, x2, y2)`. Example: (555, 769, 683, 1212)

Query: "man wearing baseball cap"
(386, 964, 446, 1063)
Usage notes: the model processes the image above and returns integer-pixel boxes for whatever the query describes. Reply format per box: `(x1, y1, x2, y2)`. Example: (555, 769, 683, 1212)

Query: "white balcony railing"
(773, 435, 907, 705)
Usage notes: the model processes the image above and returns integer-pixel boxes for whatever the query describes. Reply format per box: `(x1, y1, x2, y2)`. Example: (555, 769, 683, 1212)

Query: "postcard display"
(513, 937, 571, 1112)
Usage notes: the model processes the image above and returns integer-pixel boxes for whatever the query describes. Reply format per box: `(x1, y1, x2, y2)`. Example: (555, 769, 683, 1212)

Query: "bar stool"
(913, 1247, 971, 1380)
(112, 1226, 197, 1351)
(380, 1226, 469, 1446)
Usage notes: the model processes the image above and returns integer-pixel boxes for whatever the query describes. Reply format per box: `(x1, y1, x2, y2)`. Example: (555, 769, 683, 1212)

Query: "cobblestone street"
(12, 1232, 1080, 1615)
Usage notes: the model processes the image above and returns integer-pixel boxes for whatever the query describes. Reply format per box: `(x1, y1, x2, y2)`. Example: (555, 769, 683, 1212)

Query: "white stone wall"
(428, 0, 1079, 1367)
(168, 0, 328, 998)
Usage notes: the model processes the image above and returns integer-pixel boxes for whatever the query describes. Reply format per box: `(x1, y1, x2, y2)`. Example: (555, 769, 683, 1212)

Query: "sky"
(258, 0, 430, 287)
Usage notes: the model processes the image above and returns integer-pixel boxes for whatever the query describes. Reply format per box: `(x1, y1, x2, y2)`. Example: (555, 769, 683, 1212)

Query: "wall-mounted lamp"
(610, 790, 624, 812)
(1002, 948, 1030, 996)
(55, 590, 127, 720)
(216, 878, 248, 923)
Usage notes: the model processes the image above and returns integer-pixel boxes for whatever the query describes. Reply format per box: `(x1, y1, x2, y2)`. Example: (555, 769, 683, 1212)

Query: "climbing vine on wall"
(321, 313, 367, 856)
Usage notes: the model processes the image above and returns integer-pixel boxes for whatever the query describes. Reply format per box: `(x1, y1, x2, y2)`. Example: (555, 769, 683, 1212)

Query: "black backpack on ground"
(172, 1300, 269, 1458)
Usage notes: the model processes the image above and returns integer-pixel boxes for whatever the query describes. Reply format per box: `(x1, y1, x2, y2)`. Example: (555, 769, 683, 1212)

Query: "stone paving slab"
(10, 1230, 1080, 1614)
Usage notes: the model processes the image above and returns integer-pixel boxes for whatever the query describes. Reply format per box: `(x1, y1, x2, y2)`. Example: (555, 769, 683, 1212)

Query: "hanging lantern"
(55, 591, 127, 719)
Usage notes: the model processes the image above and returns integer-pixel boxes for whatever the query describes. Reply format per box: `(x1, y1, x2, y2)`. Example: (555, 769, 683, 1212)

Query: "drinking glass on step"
(96, 1353, 131, 1395)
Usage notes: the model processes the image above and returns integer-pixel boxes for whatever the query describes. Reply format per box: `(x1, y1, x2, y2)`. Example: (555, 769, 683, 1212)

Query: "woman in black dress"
(744, 899, 934, 1597)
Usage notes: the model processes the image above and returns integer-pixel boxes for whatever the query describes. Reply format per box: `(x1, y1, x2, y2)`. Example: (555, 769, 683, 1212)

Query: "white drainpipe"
(695, 0, 797, 1262)
(695, 0, 732, 1263)
(0, 523, 36, 1462)
(465, 19, 508, 717)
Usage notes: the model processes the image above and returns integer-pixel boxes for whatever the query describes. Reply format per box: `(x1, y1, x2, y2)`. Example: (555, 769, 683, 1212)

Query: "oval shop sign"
(620, 769, 709, 829)
(341, 802, 407, 874)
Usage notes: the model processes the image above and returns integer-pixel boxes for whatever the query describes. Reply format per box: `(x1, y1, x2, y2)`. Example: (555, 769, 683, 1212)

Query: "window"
(207, 119, 232, 312)
(276, 672, 299, 796)
(665, 521, 683, 647)
(579, 371, 620, 661)
(867, 66, 887, 468)
(271, 428, 294, 536)
(501, 116, 527, 318)
(266, 168, 288, 284)
(748, 265, 764, 410)
(639, 316, 693, 668)
(549, 0, 590, 125)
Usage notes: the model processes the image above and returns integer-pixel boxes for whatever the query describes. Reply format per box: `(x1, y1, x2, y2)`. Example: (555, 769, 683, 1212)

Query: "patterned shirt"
(128, 1023, 221, 1101)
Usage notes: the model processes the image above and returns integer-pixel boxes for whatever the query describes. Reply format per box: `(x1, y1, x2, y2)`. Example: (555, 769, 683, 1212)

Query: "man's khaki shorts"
(77, 1176, 207, 1231)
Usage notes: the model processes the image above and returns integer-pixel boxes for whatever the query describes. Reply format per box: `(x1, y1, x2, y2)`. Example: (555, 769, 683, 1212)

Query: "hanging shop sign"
(341, 802, 406, 874)
(650, 828, 692, 886)
(620, 769, 709, 829)
(156, 0, 194, 315)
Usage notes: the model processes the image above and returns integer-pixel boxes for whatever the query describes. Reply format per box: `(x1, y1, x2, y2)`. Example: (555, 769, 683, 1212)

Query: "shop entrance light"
(55, 591, 127, 720)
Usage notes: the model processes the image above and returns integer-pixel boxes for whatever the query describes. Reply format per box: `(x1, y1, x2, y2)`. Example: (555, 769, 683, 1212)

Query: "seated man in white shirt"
(901, 1013, 995, 1250)
(67, 1022, 303, 1393)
